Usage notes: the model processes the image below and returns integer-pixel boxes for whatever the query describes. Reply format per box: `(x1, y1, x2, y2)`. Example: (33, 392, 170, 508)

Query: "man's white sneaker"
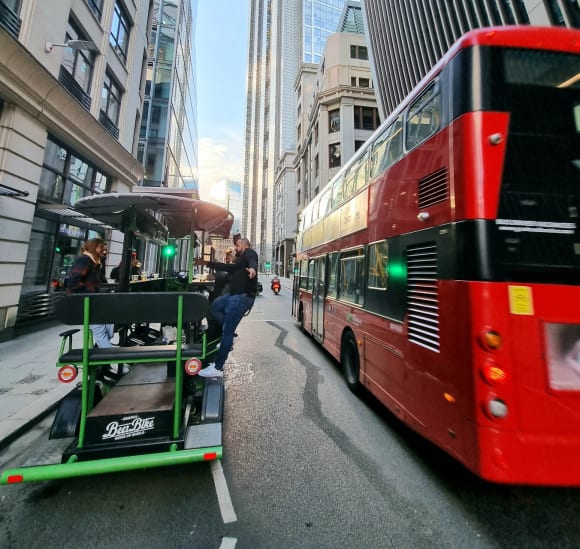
(197, 362, 223, 378)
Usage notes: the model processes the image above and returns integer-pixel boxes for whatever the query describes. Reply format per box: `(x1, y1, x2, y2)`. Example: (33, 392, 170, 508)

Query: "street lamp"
(45, 39, 99, 54)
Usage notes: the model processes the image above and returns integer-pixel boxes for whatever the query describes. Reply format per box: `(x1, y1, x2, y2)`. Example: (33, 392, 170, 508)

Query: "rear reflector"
(184, 358, 202, 376)
(7, 475, 23, 484)
(203, 452, 218, 461)
(58, 365, 78, 383)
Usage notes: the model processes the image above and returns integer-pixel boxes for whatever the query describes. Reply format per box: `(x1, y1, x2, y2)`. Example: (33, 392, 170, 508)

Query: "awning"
(38, 204, 113, 232)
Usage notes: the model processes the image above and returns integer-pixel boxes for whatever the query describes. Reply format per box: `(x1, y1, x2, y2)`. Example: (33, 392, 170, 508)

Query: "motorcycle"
(271, 277, 281, 295)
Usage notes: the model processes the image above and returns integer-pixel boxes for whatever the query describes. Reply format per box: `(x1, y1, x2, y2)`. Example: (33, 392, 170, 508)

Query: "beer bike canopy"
(73, 192, 234, 241)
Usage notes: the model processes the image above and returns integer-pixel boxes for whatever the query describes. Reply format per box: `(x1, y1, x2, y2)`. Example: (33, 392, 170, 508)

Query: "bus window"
(331, 174, 344, 208)
(327, 252, 339, 298)
(319, 189, 331, 217)
(367, 240, 389, 290)
(370, 126, 391, 179)
(386, 117, 404, 167)
(307, 259, 315, 291)
(299, 259, 308, 289)
(344, 167, 357, 199)
(370, 115, 404, 178)
(338, 249, 365, 306)
(406, 82, 441, 150)
(354, 152, 369, 190)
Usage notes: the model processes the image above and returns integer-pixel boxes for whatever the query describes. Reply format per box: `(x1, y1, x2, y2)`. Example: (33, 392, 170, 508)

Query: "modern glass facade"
(244, 0, 348, 270)
(139, 0, 199, 193)
(302, 0, 346, 62)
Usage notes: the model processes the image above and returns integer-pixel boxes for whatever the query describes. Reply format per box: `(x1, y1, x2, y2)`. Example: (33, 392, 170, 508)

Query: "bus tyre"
(341, 331, 361, 393)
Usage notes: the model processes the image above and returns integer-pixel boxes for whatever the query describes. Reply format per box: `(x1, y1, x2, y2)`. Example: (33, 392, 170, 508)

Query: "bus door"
(312, 256, 326, 342)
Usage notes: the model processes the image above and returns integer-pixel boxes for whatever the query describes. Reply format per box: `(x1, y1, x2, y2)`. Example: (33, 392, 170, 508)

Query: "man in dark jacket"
(196, 237, 258, 377)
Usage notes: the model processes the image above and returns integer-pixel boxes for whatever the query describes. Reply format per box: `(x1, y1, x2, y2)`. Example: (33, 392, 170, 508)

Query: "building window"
(61, 20, 94, 95)
(350, 44, 368, 60)
(101, 71, 122, 125)
(351, 76, 356, 86)
(315, 155, 319, 177)
(354, 106, 380, 130)
(110, 2, 130, 62)
(38, 136, 110, 206)
(329, 109, 340, 132)
(329, 143, 341, 168)
(85, 0, 103, 20)
(359, 78, 370, 88)
(355, 140, 365, 151)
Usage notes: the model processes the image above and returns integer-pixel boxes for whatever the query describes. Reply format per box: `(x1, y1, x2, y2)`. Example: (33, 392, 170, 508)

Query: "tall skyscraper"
(138, 0, 199, 192)
(243, 0, 348, 270)
(361, 0, 580, 119)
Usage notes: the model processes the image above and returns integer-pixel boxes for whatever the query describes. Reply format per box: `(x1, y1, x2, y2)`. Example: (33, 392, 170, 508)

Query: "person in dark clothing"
(196, 238, 258, 377)
(66, 238, 113, 348)
(212, 248, 234, 298)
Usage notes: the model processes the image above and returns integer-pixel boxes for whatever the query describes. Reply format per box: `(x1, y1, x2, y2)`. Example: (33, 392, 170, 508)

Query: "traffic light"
(162, 244, 176, 258)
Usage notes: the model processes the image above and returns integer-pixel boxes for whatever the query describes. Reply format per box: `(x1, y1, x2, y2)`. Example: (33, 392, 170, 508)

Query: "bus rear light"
(485, 398, 508, 419)
(58, 365, 78, 383)
(479, 329, 502, 351)
(7, 474, 23, 484)
(482, 362, 508, 386)
(184, 358, 202, 376)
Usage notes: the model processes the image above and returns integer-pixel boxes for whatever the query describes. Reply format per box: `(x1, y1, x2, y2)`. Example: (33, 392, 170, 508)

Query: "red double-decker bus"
(293, 26, 580, 486)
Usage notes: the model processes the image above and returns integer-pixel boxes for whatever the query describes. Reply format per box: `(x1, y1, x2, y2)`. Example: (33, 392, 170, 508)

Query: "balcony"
(58, 66, 91, 111)
(99, 110, 120, 140)
(0, 1, 21, 39)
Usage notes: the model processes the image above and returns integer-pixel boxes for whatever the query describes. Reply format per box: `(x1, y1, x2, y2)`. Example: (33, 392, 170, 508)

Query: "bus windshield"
(487, 48, 580, 282)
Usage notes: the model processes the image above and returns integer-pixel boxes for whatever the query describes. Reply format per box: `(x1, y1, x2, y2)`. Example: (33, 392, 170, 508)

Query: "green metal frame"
(1, 294, 223, 485)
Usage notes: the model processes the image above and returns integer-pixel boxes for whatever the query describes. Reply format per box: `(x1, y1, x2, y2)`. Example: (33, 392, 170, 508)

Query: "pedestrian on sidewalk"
(66, 237, 113, 348)
(195, 237, 258, 378)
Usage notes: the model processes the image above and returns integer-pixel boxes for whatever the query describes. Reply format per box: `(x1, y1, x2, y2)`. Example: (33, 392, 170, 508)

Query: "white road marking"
(219, 537, 238, 549)
(211, 460, 238, 524)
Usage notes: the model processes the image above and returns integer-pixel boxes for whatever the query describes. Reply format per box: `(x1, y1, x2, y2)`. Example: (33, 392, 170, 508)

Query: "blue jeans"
(91, 323, 114, 348)
(211, 293, 254, 370)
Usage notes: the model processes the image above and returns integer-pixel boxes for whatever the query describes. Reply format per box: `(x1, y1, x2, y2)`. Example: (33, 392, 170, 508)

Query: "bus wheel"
(298, 305, 306, 333)
(341, 331, 360, 393)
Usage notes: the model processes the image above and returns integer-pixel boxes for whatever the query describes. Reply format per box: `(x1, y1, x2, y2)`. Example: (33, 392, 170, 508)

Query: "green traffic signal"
(162, 244, 176, 258)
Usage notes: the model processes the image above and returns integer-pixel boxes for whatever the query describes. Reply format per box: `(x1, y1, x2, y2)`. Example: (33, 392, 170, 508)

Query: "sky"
(195, 0, 250, 202)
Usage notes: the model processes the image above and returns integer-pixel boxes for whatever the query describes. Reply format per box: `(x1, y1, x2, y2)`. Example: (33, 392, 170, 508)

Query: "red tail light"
(203, 452, 218, 461)
(7, 474, 24, 484)
(184, 358, 202, 376)
(58, 365, 78, 383)
(482, 361, 507, 386)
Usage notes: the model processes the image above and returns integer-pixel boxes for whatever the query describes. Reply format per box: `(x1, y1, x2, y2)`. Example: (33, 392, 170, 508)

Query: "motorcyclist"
(271, 276, 281, 294)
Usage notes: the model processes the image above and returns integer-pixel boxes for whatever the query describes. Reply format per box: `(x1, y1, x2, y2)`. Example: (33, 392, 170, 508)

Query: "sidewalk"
(0, 322, 73, 450)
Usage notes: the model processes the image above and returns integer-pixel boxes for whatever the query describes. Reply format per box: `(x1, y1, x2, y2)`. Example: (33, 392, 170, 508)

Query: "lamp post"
(45, 39, 99, 54)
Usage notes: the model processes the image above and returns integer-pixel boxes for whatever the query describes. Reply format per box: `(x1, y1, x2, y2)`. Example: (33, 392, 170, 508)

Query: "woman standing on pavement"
(66, 237, 113, 348)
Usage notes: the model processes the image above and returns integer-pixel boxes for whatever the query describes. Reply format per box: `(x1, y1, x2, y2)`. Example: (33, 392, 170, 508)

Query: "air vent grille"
(407, 243, 440, 352)
(418, 167, 448, 208)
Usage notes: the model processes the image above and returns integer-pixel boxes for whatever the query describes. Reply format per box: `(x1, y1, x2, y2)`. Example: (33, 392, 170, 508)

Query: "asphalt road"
(1, 286, 580, 548)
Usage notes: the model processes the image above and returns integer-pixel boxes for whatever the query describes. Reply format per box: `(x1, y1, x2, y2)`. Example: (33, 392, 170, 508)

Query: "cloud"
(198, 132, 244, 201)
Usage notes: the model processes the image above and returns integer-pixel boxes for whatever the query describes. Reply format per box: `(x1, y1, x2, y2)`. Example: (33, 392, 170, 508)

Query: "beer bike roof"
(73, 192, 234, 240)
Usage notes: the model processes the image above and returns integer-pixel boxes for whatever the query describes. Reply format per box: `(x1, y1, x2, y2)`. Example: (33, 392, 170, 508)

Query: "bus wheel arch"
(341, 329, 361, 393)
